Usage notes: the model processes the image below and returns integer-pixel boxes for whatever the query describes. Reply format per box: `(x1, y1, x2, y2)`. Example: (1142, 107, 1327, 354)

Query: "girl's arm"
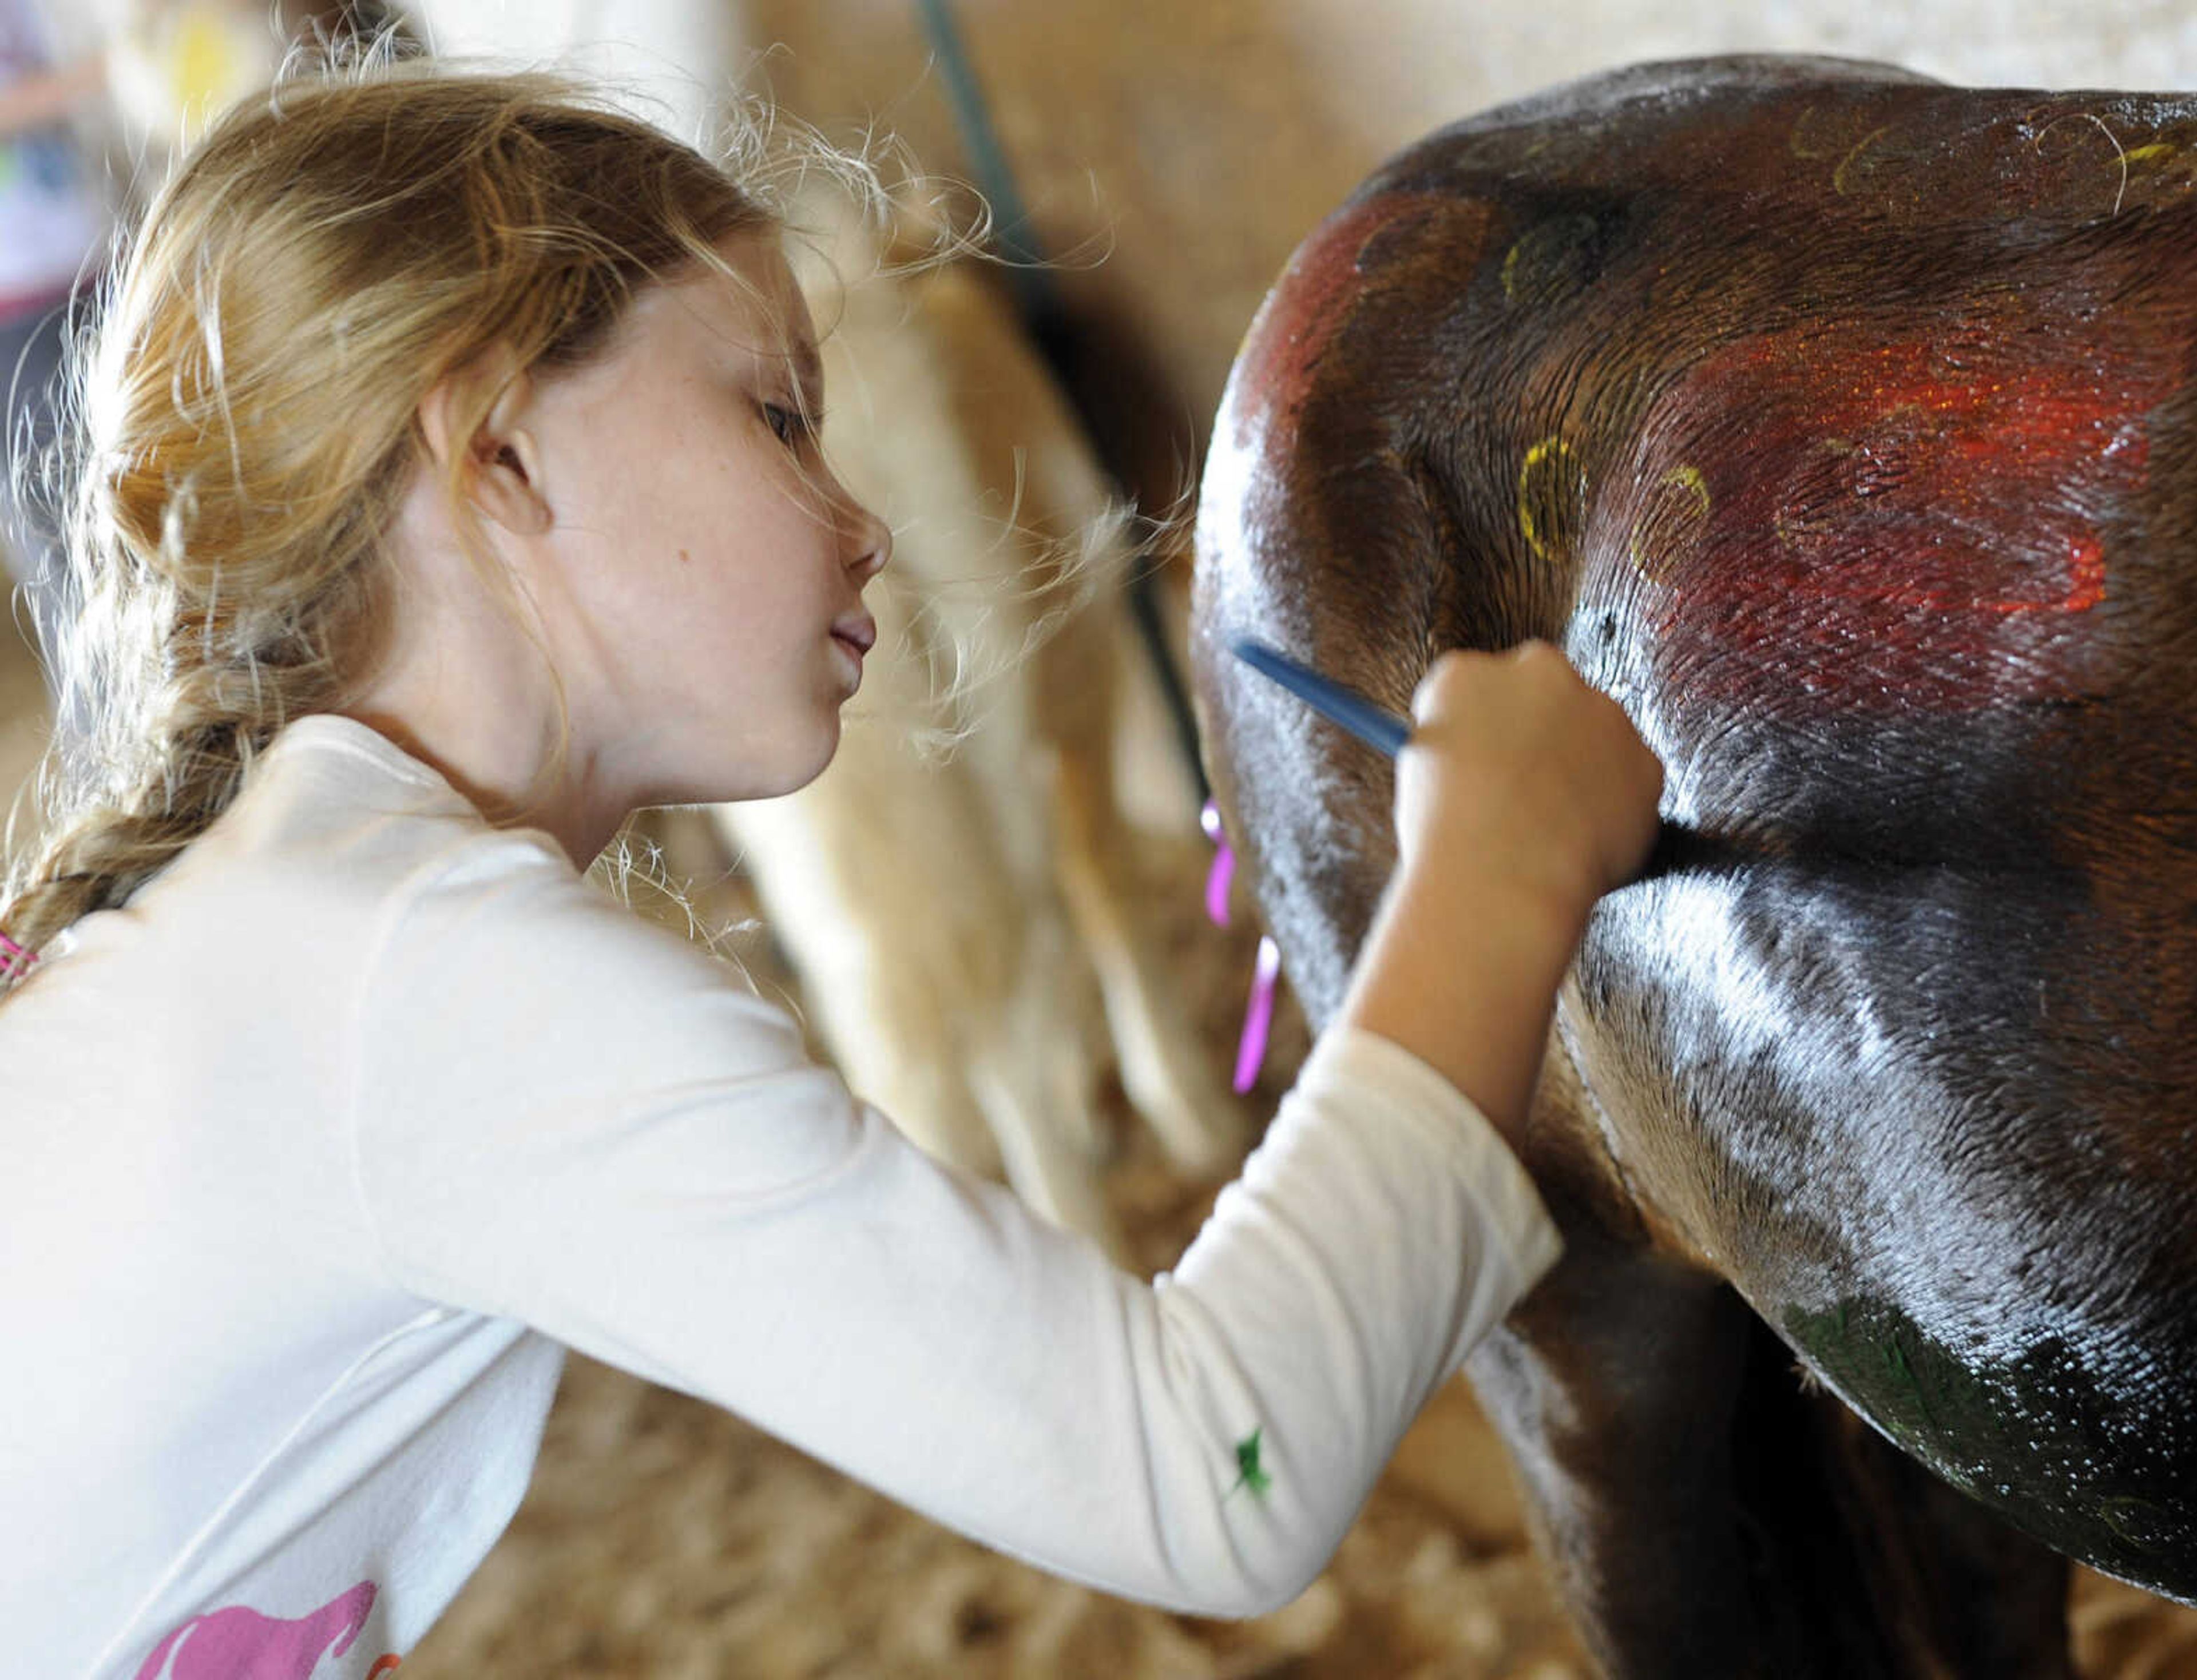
(347, 644, 1660, 1615)
(350, 874, 1550, 1615)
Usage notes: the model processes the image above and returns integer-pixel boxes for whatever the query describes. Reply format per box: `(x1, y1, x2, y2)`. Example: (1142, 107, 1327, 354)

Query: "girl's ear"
(417, 355, 553, 538)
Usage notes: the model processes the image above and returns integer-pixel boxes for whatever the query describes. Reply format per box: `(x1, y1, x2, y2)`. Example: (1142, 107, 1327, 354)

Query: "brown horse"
(1192, 55, 2197, 1678)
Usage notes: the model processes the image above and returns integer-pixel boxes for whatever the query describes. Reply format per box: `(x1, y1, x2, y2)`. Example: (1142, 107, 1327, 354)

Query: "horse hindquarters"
(1187, 54, 2197, 1670)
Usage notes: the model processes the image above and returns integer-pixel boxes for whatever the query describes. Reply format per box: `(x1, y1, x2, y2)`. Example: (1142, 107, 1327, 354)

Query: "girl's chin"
(651, 721, 840, 809)
(749, 722, 843, 802)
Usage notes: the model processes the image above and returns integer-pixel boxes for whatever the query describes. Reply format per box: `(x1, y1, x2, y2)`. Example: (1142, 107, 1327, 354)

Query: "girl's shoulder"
(86, 714, 577, 980)
(245, 714, 572, 885)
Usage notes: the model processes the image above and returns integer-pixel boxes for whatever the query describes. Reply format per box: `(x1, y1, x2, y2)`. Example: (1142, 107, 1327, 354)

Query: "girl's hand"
(1394, 641, 1665, 918)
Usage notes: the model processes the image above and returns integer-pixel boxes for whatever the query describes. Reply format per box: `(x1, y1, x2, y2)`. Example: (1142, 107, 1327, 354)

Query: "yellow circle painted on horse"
(1517, 436, 1585, 563)
(1500, 215, 1600, 307)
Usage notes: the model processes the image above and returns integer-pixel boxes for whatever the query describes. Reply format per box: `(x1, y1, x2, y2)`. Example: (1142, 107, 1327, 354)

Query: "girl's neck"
(348, 487, 626, 868)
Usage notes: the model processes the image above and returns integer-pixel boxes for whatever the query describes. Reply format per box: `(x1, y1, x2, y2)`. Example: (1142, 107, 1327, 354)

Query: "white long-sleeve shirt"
(1, 714, 1561, 1679)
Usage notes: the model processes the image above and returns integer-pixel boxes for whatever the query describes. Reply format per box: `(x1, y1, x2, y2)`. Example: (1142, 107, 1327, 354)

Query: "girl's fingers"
(1399, 642, 1665, 903)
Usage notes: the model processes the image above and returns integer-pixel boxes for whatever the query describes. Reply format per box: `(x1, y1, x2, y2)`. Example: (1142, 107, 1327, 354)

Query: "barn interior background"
(7, 1, 2197, 1674)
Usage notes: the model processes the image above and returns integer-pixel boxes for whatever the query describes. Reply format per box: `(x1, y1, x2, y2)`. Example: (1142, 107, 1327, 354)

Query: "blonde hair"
(0, 58, 785, 992)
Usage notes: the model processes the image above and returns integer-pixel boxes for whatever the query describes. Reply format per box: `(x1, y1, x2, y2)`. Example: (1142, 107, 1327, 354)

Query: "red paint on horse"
(1226, 190, 1462, 462)
(1630, 317, 2172, 713)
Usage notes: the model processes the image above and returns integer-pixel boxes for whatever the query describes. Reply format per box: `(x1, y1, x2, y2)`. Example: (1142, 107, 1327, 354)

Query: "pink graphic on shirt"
(132, 1581, 391, 1680)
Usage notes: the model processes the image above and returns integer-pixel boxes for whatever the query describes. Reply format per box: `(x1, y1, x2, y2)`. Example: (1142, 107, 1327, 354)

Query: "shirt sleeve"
(346, 829, 1563, 1617)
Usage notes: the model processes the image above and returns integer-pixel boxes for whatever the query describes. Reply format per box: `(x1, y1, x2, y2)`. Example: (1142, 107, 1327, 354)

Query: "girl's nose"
(847, 499, 891, 582)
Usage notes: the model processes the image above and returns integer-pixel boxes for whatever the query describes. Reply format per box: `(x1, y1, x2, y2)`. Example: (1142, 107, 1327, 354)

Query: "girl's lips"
(831, 613, 877, 656)
(830, 615, 875, 691)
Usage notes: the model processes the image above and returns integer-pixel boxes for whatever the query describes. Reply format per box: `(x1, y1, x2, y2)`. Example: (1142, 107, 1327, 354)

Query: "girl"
(0, 58, 1662, 1678)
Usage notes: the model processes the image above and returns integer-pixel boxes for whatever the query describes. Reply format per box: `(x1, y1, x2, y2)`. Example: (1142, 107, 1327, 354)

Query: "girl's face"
(519, 232, 891, 808)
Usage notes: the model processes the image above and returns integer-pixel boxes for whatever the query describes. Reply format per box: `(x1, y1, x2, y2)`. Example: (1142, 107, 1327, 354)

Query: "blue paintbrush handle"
(1230, 639, 1411, 757)
(1228, 637, 1715, 887)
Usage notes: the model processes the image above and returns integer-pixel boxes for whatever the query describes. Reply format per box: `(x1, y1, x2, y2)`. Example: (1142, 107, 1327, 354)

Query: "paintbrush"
(1230, 638, 1411, 757)
(1227, 637, 1706, 883)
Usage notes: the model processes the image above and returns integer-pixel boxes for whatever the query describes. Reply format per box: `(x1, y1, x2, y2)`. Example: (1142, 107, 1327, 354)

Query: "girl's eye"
(762, 402, 812, 447)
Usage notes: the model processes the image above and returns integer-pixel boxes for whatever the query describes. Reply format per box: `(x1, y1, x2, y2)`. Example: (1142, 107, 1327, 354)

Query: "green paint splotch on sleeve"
(1229, 1429, 1272, 1500)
